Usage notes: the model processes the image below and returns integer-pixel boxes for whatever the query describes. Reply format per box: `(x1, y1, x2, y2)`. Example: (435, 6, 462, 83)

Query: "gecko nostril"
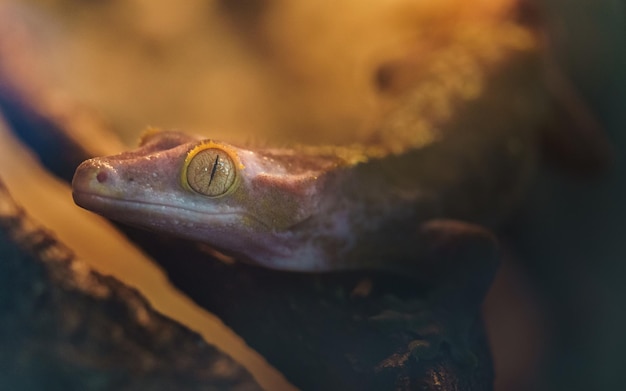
(96, 171, 108, 183)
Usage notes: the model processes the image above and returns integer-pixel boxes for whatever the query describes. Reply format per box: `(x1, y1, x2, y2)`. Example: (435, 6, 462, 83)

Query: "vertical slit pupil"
(208, 154, 220, 187)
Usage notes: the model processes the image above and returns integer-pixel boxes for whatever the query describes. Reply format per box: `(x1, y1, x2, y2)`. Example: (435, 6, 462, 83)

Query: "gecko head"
(72, 130, 340, 266)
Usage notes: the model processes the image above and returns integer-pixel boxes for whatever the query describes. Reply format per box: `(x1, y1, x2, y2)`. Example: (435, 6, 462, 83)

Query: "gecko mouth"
(72, 191, 271, 231)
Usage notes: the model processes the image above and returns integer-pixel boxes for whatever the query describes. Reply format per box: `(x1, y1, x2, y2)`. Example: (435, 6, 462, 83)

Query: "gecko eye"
(184, 148, 237, 197)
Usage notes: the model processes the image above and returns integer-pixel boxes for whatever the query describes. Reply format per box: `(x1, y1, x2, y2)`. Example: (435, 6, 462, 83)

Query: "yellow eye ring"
(181, 141, 243, 197)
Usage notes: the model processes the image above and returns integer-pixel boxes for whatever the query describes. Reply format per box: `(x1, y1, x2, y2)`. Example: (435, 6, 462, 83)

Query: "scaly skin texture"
(72, 13, 549, 273)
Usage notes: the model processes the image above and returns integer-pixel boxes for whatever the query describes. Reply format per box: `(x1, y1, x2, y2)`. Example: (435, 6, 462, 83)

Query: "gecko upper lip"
(72, 191, 271, 230)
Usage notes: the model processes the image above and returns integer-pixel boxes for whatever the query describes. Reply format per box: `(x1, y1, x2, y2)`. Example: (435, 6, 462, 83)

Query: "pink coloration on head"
(72, 131, 349, 271)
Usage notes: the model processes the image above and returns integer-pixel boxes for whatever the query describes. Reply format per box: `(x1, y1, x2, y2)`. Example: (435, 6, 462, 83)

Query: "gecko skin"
(72, 19, 550, 274)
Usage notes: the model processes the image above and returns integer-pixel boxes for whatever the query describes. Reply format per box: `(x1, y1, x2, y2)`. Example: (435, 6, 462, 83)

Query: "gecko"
(70, 5, 611, 368)
(72, 4, 602, 277)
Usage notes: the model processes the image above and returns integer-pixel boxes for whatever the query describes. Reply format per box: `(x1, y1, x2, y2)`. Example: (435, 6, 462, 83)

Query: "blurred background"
(0, 0, 624, 390)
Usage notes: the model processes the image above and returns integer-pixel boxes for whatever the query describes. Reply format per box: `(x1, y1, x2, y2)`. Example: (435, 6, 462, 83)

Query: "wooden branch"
(0, 178, 263, 391)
